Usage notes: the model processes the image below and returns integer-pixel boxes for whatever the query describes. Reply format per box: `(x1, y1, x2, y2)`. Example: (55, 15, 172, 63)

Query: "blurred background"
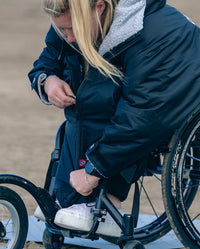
(0, 1, 199, 247)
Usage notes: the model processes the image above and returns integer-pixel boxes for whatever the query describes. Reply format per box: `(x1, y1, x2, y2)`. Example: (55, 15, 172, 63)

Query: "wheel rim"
(171, 121, 200, 246)
(0, 200, 20, 249)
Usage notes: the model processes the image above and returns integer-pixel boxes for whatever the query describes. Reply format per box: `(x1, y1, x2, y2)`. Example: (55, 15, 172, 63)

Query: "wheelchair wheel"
(162, 110, 200, 249)
(0, 186, 28, 249)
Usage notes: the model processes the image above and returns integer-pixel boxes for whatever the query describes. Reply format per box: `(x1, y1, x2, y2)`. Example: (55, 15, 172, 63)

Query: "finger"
(48, 95, 66, 108)
(81, 190, 93, 196)
(49, 92, 75, 108)
(63, 85, 76, 99)
(63, 95, 76, 105)
(54, 90, 75, 106)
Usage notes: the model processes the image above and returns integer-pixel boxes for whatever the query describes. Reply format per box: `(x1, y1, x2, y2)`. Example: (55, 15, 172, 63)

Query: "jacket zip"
(75, 112, 81, 169)
(73, 34, 140, 168)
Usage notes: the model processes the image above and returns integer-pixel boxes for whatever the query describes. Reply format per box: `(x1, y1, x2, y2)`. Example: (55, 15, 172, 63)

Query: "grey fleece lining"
(37, 73, 52, 105)
(99, 0, 146, 56)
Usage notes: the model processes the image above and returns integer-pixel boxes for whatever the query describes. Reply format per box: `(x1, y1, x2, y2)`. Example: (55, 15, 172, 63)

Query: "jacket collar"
(98, 0, 166, 59)
(99, 0, 146, 56)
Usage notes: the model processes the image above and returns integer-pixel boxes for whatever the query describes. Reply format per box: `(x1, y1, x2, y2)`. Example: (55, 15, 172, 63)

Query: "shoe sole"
(54, 209, 121, 237)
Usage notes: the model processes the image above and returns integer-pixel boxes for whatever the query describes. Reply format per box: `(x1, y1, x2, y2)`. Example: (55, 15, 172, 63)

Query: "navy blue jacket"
(29, 0, 200, 179)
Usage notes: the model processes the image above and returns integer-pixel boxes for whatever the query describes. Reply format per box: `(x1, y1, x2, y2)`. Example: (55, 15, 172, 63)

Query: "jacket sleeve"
(28, 26, 69, 104)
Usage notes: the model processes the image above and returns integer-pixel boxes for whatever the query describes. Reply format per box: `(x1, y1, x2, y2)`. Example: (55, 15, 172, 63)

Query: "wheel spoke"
(139, 178, 159, 218)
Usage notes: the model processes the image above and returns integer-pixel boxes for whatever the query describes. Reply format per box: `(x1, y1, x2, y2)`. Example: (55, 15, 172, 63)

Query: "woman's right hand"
(44, 76, 76, 109)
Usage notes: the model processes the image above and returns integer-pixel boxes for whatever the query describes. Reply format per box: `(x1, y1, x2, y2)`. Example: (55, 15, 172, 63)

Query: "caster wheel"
(43, 228, 64, 249)
(0, 186, 28, 249)
(124, 240, 145, 249)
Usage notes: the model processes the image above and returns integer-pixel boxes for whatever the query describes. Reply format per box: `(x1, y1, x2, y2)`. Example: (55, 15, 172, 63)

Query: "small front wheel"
(0, 186, 28, 249)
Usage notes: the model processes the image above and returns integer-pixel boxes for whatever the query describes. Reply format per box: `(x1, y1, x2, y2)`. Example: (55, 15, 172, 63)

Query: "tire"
(162, 111, 200, 249)
(0, 186, 28, 249)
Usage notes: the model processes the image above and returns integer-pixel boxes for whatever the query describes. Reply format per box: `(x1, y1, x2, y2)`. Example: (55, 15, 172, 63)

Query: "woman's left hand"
(70, 169, 100, 196)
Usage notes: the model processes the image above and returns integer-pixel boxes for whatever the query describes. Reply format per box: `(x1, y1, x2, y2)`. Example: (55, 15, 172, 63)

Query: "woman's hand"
(70, 169, 100, 196)
(44, 76, 76, 108)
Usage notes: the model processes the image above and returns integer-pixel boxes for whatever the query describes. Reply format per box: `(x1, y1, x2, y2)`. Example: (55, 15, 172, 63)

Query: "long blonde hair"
(42, 0, 123, 81)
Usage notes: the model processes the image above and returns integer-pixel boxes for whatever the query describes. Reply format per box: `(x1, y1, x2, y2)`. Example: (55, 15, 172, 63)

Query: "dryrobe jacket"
(29, 0, 200, 180)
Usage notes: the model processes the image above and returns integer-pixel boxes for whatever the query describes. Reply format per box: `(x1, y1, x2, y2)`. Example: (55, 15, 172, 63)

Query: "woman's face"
(52, 9, 76, 43)
(52, 1, 105, 43)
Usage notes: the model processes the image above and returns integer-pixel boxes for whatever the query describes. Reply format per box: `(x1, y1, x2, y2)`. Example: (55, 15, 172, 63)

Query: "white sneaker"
(34, 206, 45, 222)
(97, 212, 121, 237)
(54, 203, 121, 237)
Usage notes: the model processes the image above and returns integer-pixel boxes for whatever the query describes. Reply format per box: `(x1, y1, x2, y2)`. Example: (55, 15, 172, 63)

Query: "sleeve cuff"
(37, 73, 52, 105)
(85, 160, 108, 179)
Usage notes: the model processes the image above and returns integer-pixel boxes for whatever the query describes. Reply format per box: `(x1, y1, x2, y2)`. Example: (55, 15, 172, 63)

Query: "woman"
(29, 0, 200, 236)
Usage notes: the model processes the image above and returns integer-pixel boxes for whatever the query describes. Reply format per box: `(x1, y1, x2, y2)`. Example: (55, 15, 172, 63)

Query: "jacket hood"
(98, 0, 166, 56)
(99, 0, 146, 56)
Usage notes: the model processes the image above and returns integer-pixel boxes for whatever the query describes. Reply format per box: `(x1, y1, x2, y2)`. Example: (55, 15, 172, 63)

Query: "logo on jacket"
(79, 159, 87, 168)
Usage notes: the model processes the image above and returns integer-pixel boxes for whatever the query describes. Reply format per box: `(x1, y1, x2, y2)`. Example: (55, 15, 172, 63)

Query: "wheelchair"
(0, 106, 200, 249)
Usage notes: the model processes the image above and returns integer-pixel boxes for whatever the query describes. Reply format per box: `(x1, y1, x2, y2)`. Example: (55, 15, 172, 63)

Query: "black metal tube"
(97, 182, 124, 230)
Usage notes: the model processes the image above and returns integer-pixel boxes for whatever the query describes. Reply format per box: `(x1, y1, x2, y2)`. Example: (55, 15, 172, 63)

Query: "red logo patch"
(79, 159, 87, 168)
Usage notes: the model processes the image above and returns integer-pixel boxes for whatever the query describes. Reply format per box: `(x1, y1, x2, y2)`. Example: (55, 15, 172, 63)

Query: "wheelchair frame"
(1, 106, 200, 249)
(0, 174, 145, 249)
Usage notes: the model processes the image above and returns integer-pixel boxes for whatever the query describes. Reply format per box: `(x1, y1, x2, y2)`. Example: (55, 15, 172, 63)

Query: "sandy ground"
(0, 0, 199, 248)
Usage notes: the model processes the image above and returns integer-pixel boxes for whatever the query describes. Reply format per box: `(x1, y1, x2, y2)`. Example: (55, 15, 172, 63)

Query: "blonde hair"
(42, 0, 123, 82)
